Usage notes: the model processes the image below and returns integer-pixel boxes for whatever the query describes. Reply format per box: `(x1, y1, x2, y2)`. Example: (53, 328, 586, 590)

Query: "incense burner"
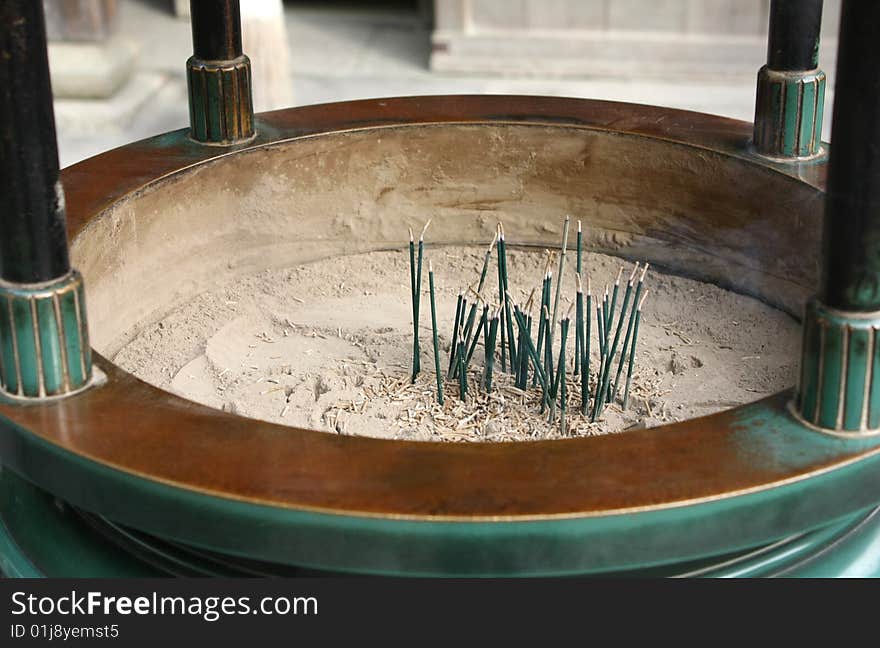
(5, 0, 880, 577)
(4, 95, 880, 577)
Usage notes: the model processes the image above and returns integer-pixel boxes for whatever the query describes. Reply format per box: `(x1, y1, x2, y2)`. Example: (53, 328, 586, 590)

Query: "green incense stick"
(595, 265, 637, 416)
(606, 266, 622, 341)
(613, 264, 648, 403)
(574, 220, 583, 375)
(495, 226, 507, 373)
(582, 277, 592, 415)
(514, 289, 536, 389)
(514, 305, 525, 388)
(482, 303, 490, 352)
(451, 296, 470, 379)
(624, 291, 649, 409)
(464, 304, 487, 367)
(601, 284, 610, 349)
(457, 330, 467, 399)
(447, 292, 463, 377)
(428, 262, 443, 405)
(549, 317, 569, 423)
(533, 264, 552, 387)
(499, 225, 517, 372)
(413, 220, 430, 378)
(550, 216, 570, 343)
(575, 272, 584, 378)
(461, 235, 495, 351)
(558, 317, 570, 434)
(460, 283, 479, 354)
(409, 227, 418, 382)
(541, 305, 553, 386)
(513, 307, 549, 408)
(478, 232, 497, 293)
(592, 302, 606, 421)
(483, 310, 500, 392)
(520, 313, 533, 389)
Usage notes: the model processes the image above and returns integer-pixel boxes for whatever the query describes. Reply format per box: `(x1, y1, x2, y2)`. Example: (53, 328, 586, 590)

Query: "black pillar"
(767, 0, 823, 72)
(0, 0, 70, 284)
(190, 0, 243, 61)
(820, 1, 880, 312)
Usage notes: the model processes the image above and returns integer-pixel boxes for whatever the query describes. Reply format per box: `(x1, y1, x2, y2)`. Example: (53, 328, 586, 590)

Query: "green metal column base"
(753, 65, 826, 160)
(795, 298, 880, 436)
(186, 55, 255, 145)
(0, 270, 92, 400)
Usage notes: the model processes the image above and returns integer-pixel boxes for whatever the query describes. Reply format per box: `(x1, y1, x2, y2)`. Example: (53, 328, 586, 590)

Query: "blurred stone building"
(431, 0, 839, 80)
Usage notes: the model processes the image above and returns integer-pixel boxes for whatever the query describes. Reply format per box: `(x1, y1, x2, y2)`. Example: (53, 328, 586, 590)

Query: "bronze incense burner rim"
(60, 95, 826, 230)
(2, 96, 863, 534)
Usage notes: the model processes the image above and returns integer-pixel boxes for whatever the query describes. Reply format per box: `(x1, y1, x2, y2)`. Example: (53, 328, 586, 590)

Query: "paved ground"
(55, 0, 836, 167)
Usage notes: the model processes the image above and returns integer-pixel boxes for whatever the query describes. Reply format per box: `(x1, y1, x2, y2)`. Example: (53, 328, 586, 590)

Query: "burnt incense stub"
(0, 270, 92, 400)
(186, 54, 255, 145)
(795, 299, 880, 436)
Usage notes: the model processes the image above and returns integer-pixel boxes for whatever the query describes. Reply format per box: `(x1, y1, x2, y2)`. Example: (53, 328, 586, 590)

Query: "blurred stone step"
(54, 71, 171, 135)
(48, 35, 138, 99)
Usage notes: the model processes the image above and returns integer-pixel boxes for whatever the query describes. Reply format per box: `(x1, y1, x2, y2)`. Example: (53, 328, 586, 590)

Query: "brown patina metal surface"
(3, 96, 863, 526)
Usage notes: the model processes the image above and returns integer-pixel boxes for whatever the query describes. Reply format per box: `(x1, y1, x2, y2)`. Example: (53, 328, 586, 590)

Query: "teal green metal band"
(795, 298, 880, 436)
(4, 466, 880, 577)
(753, 66, 826, 160)
(0, 468, 154, 577)
(0, 270, 92, 399)
(4, 391, 880, 576)
(187, 55, 255, 145)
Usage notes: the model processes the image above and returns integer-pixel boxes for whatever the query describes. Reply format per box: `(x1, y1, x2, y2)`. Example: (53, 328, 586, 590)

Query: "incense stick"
(522, 312, 533, 388)
(464, 303, 487, 367)
(602, 283, 611, 348)
(461, 235, 496, 360)
(613, 264, 649, 403)
(550, 216, 570, 345)
(559, 318, 570, 434)
(413, 220, 430, 378)
(533, 254, 553, 387)
(457, 329, 467, 399)
(623, 290, 649, 409)
(607, 266, 622, 337)
(582, 275, 592, 415)
(593, 264, 637, 417)
(542, 304, 554, 396)
(408, 227, 418, 382)
(549, 316, 569, 424)
(592, 302, 606, 421)
(428, 261, 443, 405)
(514, 305, 526, 389)
(513, 307, 549, 409)
(447, 291, 463, 377)
(496, 225, 507, 373)
(574, 222, 582, 375)
(483, 309, 500, 392)
(478, 232, 497, 293)
(574, 274, 584, 410)
(482, 303, 490, 352)
(498, 223, 517, 372)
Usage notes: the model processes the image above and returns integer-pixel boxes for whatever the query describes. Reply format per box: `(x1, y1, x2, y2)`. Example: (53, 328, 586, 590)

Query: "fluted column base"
(753, 66, 826, 160)
(793, 298, 880, 437)
(0, 270, 94, 400)
(187, 54, 255, 145)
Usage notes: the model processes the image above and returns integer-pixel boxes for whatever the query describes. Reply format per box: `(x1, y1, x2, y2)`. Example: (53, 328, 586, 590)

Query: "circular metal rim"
(4, 468, 880, 578)
(3, 95, 879, 575)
